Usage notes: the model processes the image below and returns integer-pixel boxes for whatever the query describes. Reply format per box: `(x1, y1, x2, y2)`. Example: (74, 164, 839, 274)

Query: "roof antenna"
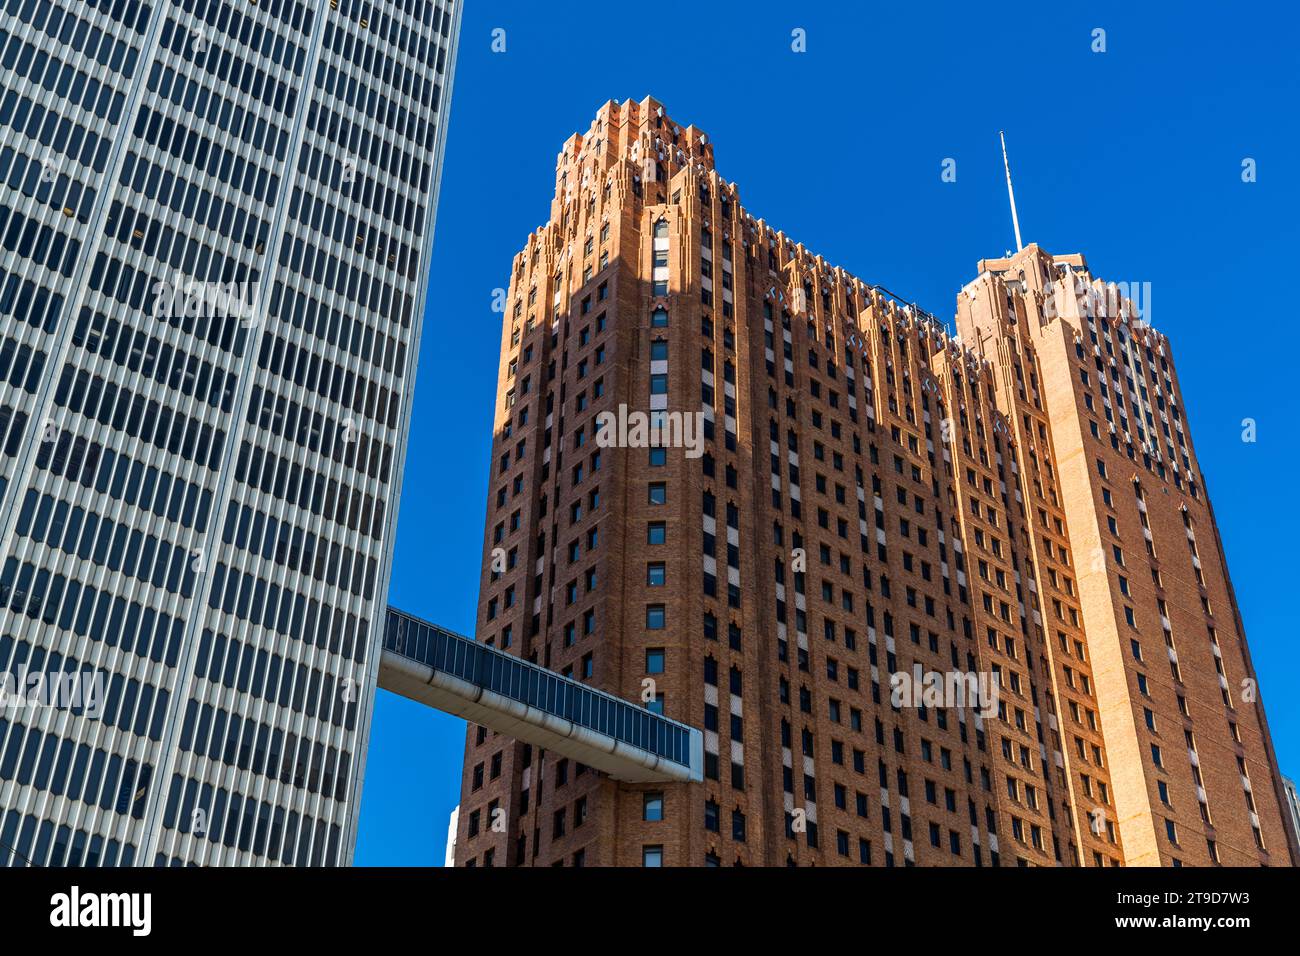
(999, 131, 1024, 253)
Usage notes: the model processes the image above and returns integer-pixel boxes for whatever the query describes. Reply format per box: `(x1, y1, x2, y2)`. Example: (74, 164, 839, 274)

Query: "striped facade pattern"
(0, 0, 459, 866)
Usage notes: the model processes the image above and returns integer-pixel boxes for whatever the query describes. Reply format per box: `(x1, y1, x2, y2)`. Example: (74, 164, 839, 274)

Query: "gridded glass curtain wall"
(0, 0, 460, 866)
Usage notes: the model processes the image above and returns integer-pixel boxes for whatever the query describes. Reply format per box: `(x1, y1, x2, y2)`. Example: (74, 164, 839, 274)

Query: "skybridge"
(379, 608, 703, 784)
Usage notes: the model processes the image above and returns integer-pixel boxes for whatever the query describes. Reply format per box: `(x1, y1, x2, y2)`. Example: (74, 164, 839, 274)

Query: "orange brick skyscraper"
(453, 98, 1296, 867)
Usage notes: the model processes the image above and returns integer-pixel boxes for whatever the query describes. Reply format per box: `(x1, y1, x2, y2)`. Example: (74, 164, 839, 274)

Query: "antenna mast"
(1000, 131, 1023, 253)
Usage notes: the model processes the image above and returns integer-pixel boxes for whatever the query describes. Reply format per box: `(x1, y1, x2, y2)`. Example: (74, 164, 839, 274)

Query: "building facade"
(454, 97, 1296, 867)
(0, 0, 460, 866)
(1283, 777, 1300, 852)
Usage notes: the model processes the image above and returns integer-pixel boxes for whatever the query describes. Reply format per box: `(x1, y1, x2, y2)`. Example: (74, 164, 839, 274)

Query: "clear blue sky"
(354, 0, 1300, 865)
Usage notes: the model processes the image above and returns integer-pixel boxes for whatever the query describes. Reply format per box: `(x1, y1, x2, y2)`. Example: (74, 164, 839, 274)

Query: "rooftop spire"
(999, 131, 1024, 253)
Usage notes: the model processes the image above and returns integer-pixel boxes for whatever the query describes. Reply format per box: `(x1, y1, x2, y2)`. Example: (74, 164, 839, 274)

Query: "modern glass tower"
(0, 0, 460, 866)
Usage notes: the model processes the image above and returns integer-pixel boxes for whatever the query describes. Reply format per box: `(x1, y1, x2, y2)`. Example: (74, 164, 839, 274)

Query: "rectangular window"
(643, 793, 664, 822)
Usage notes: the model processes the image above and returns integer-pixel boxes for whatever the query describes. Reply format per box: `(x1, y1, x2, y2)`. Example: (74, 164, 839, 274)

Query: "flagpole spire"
(1000, 131, 1024, 252)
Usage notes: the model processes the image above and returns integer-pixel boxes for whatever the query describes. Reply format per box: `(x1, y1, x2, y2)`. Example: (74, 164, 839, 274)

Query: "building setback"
(0, 0, 460, 866)
(454, 97, 1296, 867)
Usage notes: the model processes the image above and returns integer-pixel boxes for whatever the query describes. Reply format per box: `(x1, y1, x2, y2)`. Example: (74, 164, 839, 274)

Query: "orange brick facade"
(453, 98, 1296, 868)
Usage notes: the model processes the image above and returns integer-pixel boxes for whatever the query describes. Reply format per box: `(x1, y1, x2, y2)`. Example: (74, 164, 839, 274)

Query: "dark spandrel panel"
(3, 0, 146, 77)
(77, 0, 155, 35)
(0, 805, 130, 867)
